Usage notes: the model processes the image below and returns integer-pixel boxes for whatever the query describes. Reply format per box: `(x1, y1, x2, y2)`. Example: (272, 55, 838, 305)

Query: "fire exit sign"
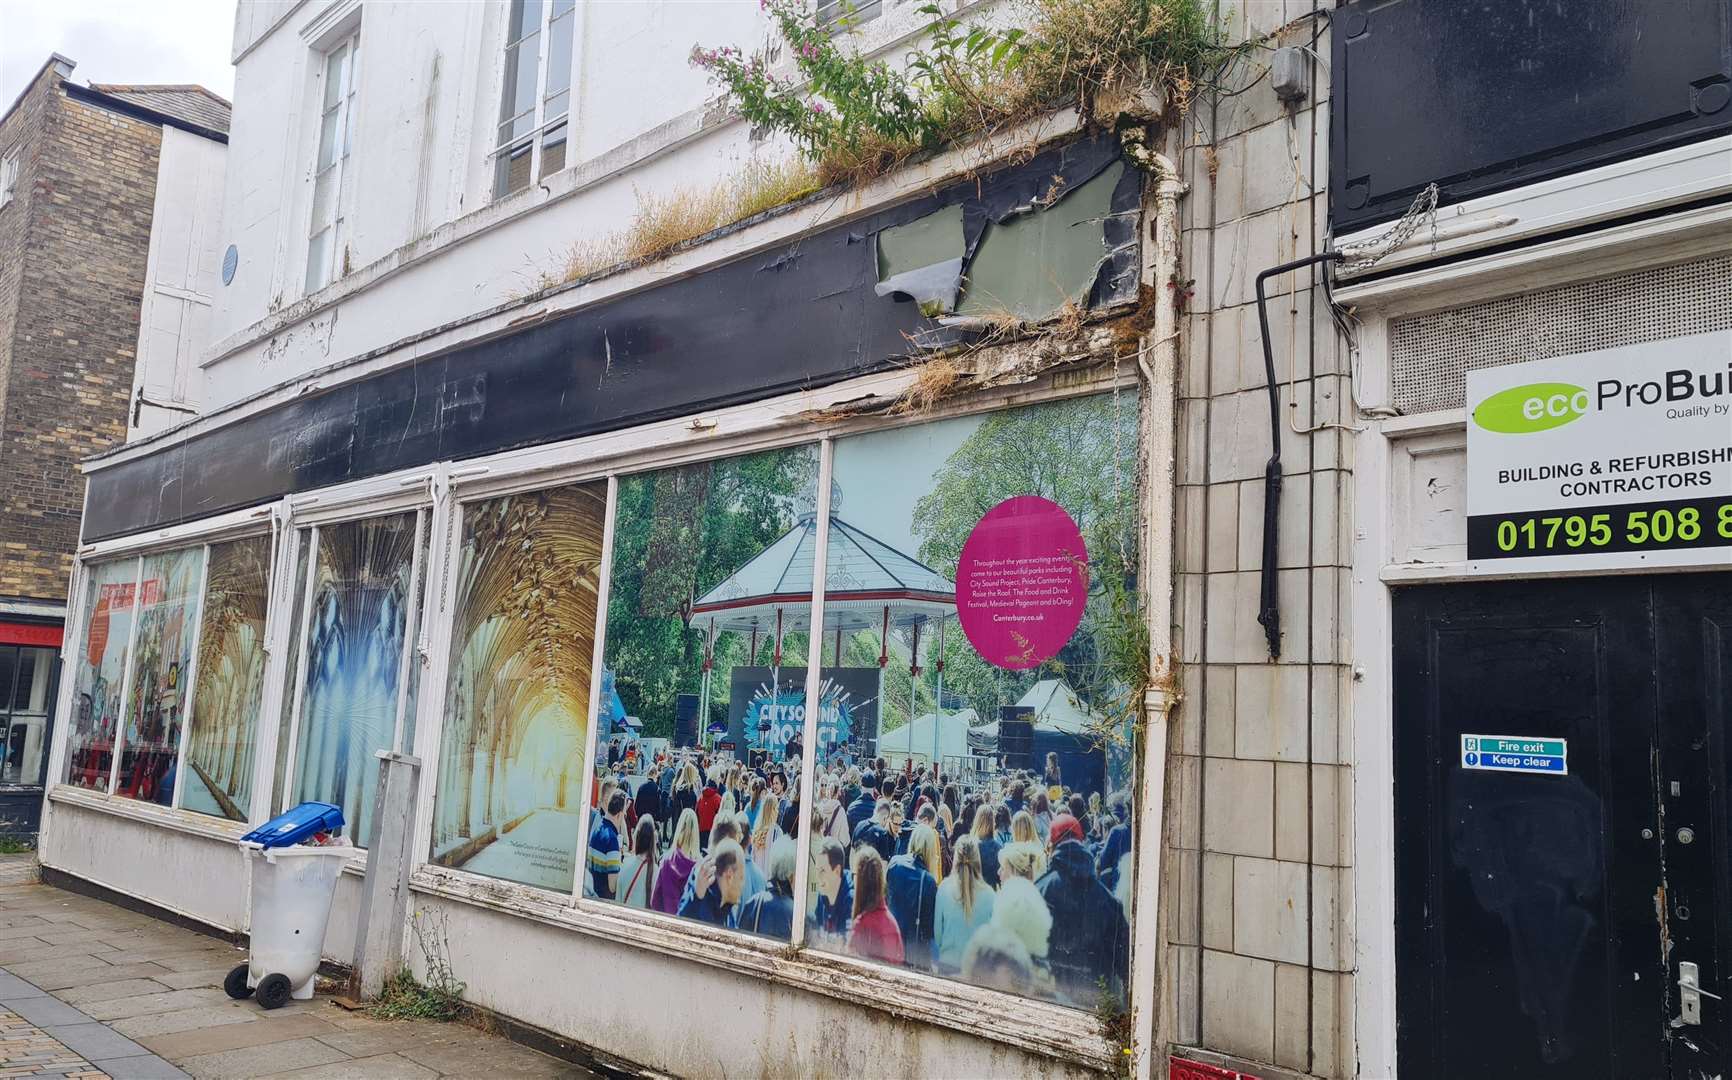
(1460, 734, 1568, 776)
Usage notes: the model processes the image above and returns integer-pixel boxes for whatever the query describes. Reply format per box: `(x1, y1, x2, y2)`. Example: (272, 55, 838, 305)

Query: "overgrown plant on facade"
(370, 911, 467, 1022)
(1095, 978, 1137, 1073)
(693, 0, 1244, 185)
(524, 157, 823, 293)
(522, 0, 1242, 302)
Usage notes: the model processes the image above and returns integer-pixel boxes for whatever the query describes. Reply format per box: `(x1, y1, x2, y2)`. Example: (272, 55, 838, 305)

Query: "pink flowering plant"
(691, 0, 937, 168)
(692, 0, 1236, 186)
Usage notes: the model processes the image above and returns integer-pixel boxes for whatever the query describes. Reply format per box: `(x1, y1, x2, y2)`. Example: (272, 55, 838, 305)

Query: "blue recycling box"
(240, 802, 345, 848)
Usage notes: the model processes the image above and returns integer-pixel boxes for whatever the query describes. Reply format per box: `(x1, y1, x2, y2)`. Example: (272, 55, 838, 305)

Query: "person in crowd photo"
(587, 790, 630, 900)
(680, 839, 747, 928)
(619, 816, 659, 910)
(808, 837, 853, 944)
(935, 834, 995, 973)
(1036, 813, 1129, 1003)
(886, 823, 941, 970)
(848, 847, 903, 964)
(651, 808, 702, 915)
(737, 836, 797, 938)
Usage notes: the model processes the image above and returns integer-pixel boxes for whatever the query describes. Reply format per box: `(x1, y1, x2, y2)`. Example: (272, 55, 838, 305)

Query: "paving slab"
(89, 1053, 194, 1079)
(41, 1020, 153, 1061)
(265, 1052, 439, 1080)
(84, 989, 234, 1022)
(109, 1006, 266, 1040)
(33, 964, 179, 993)
(399, 1039, 589, 1079)
(4, 995, 94, 1027)
(151, 953, 247, 975)
(307, 1025, 445, 1059)
(178, 1036, 350, 1080)
(0, 974, 45, 1000)
(148, 970, 235, 992)
(58, 979, 181, 1006)
(5, 956, 122, 984)
(138, 1015, 341, 1060)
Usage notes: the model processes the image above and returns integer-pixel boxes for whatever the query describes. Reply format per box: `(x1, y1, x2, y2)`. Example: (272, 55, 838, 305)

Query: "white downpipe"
(1131, 149, 1185, 1080)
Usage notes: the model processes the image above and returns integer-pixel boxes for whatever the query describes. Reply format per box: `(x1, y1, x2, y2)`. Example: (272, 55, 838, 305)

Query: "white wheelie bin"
(224, 802, 358, 1009)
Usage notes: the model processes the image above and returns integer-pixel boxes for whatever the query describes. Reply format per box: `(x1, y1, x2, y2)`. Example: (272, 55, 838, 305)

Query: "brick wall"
(1165, 2, 1356, 1077)
(0, 68, 162, 604)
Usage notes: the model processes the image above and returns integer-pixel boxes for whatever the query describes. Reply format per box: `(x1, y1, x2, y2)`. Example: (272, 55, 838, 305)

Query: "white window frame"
(276, 494, 433, 846)
(490, 0, 576, 199)
(305, 29, 361, 295)
(51, 522, 278, 821)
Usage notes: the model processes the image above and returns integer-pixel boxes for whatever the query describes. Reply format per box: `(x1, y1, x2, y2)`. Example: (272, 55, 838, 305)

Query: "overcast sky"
(2, 0, 237, 111)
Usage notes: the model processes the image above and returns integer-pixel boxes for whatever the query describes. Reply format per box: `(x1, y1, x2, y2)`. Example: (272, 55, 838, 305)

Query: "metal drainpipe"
(1131, 150, 1185, 1080)
(1253, 251, 1343, 660)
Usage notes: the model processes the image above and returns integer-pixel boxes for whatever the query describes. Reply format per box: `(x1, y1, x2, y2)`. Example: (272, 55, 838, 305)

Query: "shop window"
(432, 482, 606, 892)
(805, 393, 1141, 1009)
(0, 644, 57, 788)
(183, 536, 271, 822)
(286, 512, 421, 844)
(66, 559, 141, 793)
(585, 444, 818, 940)
(114, 548, 206, 806)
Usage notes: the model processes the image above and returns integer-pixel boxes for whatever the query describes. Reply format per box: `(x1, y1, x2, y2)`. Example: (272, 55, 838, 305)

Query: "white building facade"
(41, 0, 1732, 1077)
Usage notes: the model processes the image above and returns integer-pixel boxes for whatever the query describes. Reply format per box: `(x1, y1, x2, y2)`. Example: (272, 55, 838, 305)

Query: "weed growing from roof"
(693, 0, 1249, 185)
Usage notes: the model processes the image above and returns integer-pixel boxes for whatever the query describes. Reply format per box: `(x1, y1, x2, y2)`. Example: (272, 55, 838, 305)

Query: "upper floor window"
(0, 147, 19, 209)
(493, 0, 574, 199)
(307, 32, 360, 294)
(817, 0, 880, 33)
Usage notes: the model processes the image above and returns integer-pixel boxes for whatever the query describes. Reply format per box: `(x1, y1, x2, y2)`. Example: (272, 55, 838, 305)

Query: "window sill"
(408, 863, 1115, 1071)
(47, 784, 255, 844)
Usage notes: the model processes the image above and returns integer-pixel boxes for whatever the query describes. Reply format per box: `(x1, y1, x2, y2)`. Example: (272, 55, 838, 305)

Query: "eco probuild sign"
(1466, 330, 1732, 570)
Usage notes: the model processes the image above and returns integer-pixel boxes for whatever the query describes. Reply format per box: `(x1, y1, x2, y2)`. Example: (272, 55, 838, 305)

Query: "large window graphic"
(805, 393, 1141, 1009)
(433, 483, 606, 892)
(66, 559, 140, 793)
(289, 513, 420, 844)
(184, 537, 271, 821)
(586, 445, 818, 939)
(116, 548, 205, 806)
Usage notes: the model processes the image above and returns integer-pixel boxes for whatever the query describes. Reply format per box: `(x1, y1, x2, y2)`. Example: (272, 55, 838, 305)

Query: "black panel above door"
(1331, 0, 1732, 232)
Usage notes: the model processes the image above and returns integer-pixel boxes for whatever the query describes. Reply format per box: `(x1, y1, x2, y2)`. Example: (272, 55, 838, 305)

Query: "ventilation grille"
(1388, 256, 1732, 415)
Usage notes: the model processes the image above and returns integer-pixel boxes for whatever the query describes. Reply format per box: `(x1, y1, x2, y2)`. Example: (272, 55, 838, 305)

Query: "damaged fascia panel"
(874, 204, 966, 316)
(874, 153, 1134, 324)
(957, 161, 1127, 321)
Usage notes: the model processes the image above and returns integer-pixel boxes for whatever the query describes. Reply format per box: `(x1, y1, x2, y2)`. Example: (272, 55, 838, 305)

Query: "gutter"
(1131, 147, 1185, 1080)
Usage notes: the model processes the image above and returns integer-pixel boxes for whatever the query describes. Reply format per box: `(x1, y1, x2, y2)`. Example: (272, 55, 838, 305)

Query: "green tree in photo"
(908, 394, 1142, 727)
(603, 447, 818, 739)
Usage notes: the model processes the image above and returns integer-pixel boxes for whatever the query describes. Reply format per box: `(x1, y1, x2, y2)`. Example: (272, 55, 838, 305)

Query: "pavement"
(0, 854, 598, 1079)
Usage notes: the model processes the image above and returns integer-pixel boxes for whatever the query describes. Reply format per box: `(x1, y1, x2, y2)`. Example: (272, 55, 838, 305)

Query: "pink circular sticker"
(955, 495, 1089, 670)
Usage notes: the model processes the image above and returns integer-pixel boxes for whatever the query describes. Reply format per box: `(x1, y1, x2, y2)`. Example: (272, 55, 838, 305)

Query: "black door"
(1394, 573, 1732, 1080)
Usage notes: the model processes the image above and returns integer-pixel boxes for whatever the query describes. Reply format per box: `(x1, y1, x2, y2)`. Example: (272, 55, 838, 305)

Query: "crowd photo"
(585, 742, 1133, 1007)
(582, 393, 1143, 1008)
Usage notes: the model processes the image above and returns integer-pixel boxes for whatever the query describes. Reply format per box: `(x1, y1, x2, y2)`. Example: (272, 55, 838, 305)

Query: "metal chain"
(1336, 183, 1439, 271)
